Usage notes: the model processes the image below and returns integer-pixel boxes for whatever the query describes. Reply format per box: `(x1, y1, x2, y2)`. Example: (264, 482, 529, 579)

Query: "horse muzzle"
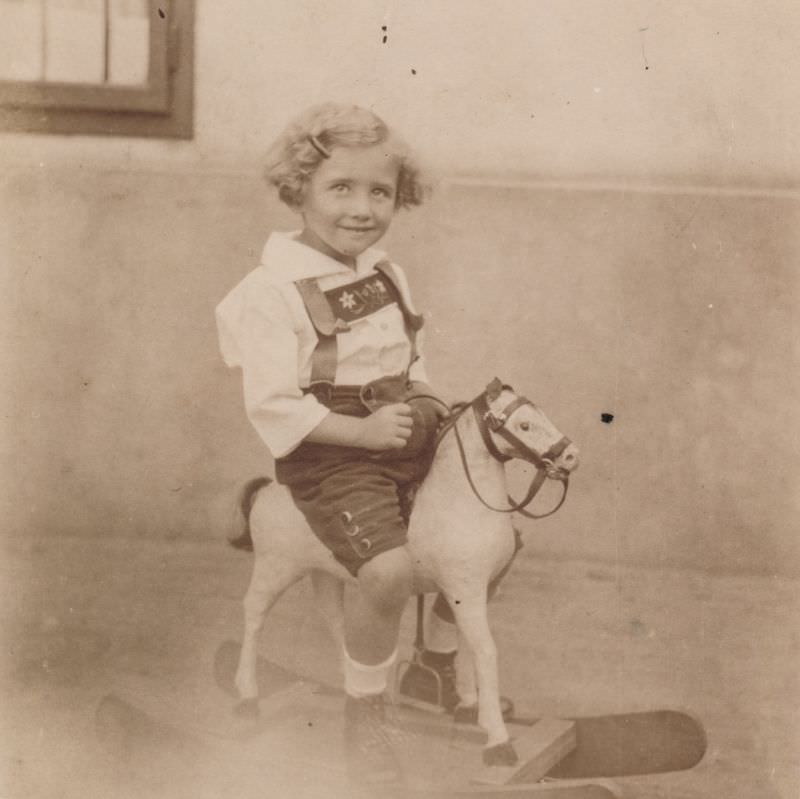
(548, 442, 579, 477)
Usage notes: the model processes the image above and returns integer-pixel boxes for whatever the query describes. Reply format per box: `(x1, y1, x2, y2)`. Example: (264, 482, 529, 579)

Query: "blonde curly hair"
(264, 103, 428, 210)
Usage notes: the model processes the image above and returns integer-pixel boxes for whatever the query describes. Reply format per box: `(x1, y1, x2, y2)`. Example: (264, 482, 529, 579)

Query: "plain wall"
(2, 1, 798, 576)
(2, 0, 799, 186)
(2, 166, 798, 575)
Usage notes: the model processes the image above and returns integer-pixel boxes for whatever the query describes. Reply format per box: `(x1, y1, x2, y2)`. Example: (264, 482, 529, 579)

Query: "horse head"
(478, 378, 579, 478)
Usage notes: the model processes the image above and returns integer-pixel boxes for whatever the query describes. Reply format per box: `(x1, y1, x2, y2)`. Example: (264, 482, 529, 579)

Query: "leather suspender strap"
(295, 278, 350, 387)
(372, 262, 424, 330)
(307, 335, 338, 387)
(294, 278, 352, 337)
(295, 262, 425, 395)
(373, 261, 424, 330)
(373, 260, 424, 370)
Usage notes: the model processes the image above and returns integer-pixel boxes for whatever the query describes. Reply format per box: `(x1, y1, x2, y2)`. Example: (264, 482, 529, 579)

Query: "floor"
(2, 534, 797, 798)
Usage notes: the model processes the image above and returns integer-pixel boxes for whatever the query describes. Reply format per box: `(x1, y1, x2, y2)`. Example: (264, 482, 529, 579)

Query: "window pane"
(0, 0, 44, 81)
(45, 0, 104, 84)
(108, 0, 148, 85)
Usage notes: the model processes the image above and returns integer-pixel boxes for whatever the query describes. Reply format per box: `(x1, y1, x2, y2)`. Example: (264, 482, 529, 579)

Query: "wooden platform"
(474, 719, 577, 786)
(101, 670, 588, 796)
(4, 536, 783, 799)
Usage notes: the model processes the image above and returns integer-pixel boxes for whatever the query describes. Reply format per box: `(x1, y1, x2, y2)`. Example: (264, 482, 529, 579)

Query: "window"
(0, 0, 193, 138)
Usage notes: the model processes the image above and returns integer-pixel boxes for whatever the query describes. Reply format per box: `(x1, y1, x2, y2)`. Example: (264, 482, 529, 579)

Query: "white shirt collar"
(258, 231, 387, 283)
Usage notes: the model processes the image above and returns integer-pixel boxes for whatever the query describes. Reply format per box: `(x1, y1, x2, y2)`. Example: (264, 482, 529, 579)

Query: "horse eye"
(520, 422, 530, 432)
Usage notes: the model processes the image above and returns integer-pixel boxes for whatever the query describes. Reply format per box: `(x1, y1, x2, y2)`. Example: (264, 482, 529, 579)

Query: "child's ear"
(279, 185, 301, 210)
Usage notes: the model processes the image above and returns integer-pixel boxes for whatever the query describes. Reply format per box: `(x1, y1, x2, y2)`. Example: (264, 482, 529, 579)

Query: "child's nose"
(348, 191, 373, 217)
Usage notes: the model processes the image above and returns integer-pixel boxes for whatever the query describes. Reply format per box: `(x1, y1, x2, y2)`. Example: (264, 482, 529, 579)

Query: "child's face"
(297, 144, 400, 266)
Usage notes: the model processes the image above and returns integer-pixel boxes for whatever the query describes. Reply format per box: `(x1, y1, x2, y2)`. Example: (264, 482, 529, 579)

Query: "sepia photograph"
(1, 2, 798, 797)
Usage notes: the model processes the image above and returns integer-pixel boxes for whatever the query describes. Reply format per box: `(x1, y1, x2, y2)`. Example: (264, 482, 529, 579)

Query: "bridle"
(431, 378, 571, 520)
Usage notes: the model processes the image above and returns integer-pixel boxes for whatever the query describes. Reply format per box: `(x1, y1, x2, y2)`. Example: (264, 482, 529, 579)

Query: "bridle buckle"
(483, 410, 507, 431)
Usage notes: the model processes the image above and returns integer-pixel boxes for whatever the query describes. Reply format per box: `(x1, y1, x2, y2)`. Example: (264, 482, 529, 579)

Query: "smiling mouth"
(340, 226, 375, 233)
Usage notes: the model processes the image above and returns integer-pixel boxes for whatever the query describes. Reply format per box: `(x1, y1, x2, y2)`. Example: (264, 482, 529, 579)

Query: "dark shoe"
(344, 694, 404, 787)
(398, 649, 460, 712)
(399, 650, 516, 722)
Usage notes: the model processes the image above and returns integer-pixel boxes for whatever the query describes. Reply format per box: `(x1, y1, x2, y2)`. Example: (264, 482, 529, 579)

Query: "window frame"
(0, 0, 194, 138)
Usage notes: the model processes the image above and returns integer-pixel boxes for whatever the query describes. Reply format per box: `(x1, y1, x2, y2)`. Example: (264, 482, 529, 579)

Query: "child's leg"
(342, 535, 413, 786)
(401, 592, 461, 711)
(276, 456, 416, 784)
(346, 546, 414, 665)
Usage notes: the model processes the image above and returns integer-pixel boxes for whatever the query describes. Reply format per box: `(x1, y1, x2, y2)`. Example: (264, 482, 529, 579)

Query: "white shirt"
(216, 232, 429, 458)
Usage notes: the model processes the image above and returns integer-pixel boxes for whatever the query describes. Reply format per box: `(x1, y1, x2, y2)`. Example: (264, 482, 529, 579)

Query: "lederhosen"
(275, 261, 441, 576)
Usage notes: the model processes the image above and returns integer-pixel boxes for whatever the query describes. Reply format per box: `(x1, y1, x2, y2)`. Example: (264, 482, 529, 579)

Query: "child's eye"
(331, 184, 349, 193)
(372, 187, 392, 198)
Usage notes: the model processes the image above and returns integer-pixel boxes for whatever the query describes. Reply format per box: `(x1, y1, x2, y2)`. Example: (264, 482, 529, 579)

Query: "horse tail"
(228, 476, 273, 552)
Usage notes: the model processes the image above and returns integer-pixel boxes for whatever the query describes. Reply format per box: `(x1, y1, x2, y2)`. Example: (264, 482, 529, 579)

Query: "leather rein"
(426, 385, 571, 520)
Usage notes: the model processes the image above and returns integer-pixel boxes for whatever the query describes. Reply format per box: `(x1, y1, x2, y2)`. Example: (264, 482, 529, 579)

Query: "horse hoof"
(483, 740, 518, 767)
(233, 697, 259, 719)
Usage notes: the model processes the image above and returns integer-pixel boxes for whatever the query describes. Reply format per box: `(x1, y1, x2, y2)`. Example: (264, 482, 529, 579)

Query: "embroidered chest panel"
(324, 273, 395, 323)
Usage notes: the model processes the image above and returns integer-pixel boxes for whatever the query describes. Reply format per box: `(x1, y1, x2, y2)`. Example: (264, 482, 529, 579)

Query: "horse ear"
(486, 378, 503, 401)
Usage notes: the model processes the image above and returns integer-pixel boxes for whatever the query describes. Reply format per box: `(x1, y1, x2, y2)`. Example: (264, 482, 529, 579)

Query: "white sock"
(426, 610, 458, 654)
(343, 647, 398, 698)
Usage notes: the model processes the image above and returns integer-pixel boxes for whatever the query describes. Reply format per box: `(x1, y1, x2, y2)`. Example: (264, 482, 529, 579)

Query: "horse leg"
(450, 596, 516, 765)
(235, 552, 302, 713)
(455, 631, 478, 708)
(311, 570, 345, 653)
(455, 571, 507, 711)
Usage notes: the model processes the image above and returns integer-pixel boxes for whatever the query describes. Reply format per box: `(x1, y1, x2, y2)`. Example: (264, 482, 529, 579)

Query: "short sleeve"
(215, 275, 329, 458)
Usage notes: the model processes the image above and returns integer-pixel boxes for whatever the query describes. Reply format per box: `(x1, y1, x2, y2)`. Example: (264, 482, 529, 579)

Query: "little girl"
(216, 103, 460, 786)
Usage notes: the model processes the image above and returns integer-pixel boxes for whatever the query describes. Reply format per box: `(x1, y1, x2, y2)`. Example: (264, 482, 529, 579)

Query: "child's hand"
(357, 403, 414, 450)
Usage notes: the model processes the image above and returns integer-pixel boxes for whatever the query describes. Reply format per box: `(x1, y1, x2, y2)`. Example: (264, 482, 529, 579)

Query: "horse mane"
(228, 476, 273, 552)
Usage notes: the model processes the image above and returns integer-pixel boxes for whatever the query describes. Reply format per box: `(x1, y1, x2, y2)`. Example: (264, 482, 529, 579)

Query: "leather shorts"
(275, 377, 442, 576)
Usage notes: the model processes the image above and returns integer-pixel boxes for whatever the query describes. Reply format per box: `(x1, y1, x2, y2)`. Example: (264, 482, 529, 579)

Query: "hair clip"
(308, 134, 331, 159)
